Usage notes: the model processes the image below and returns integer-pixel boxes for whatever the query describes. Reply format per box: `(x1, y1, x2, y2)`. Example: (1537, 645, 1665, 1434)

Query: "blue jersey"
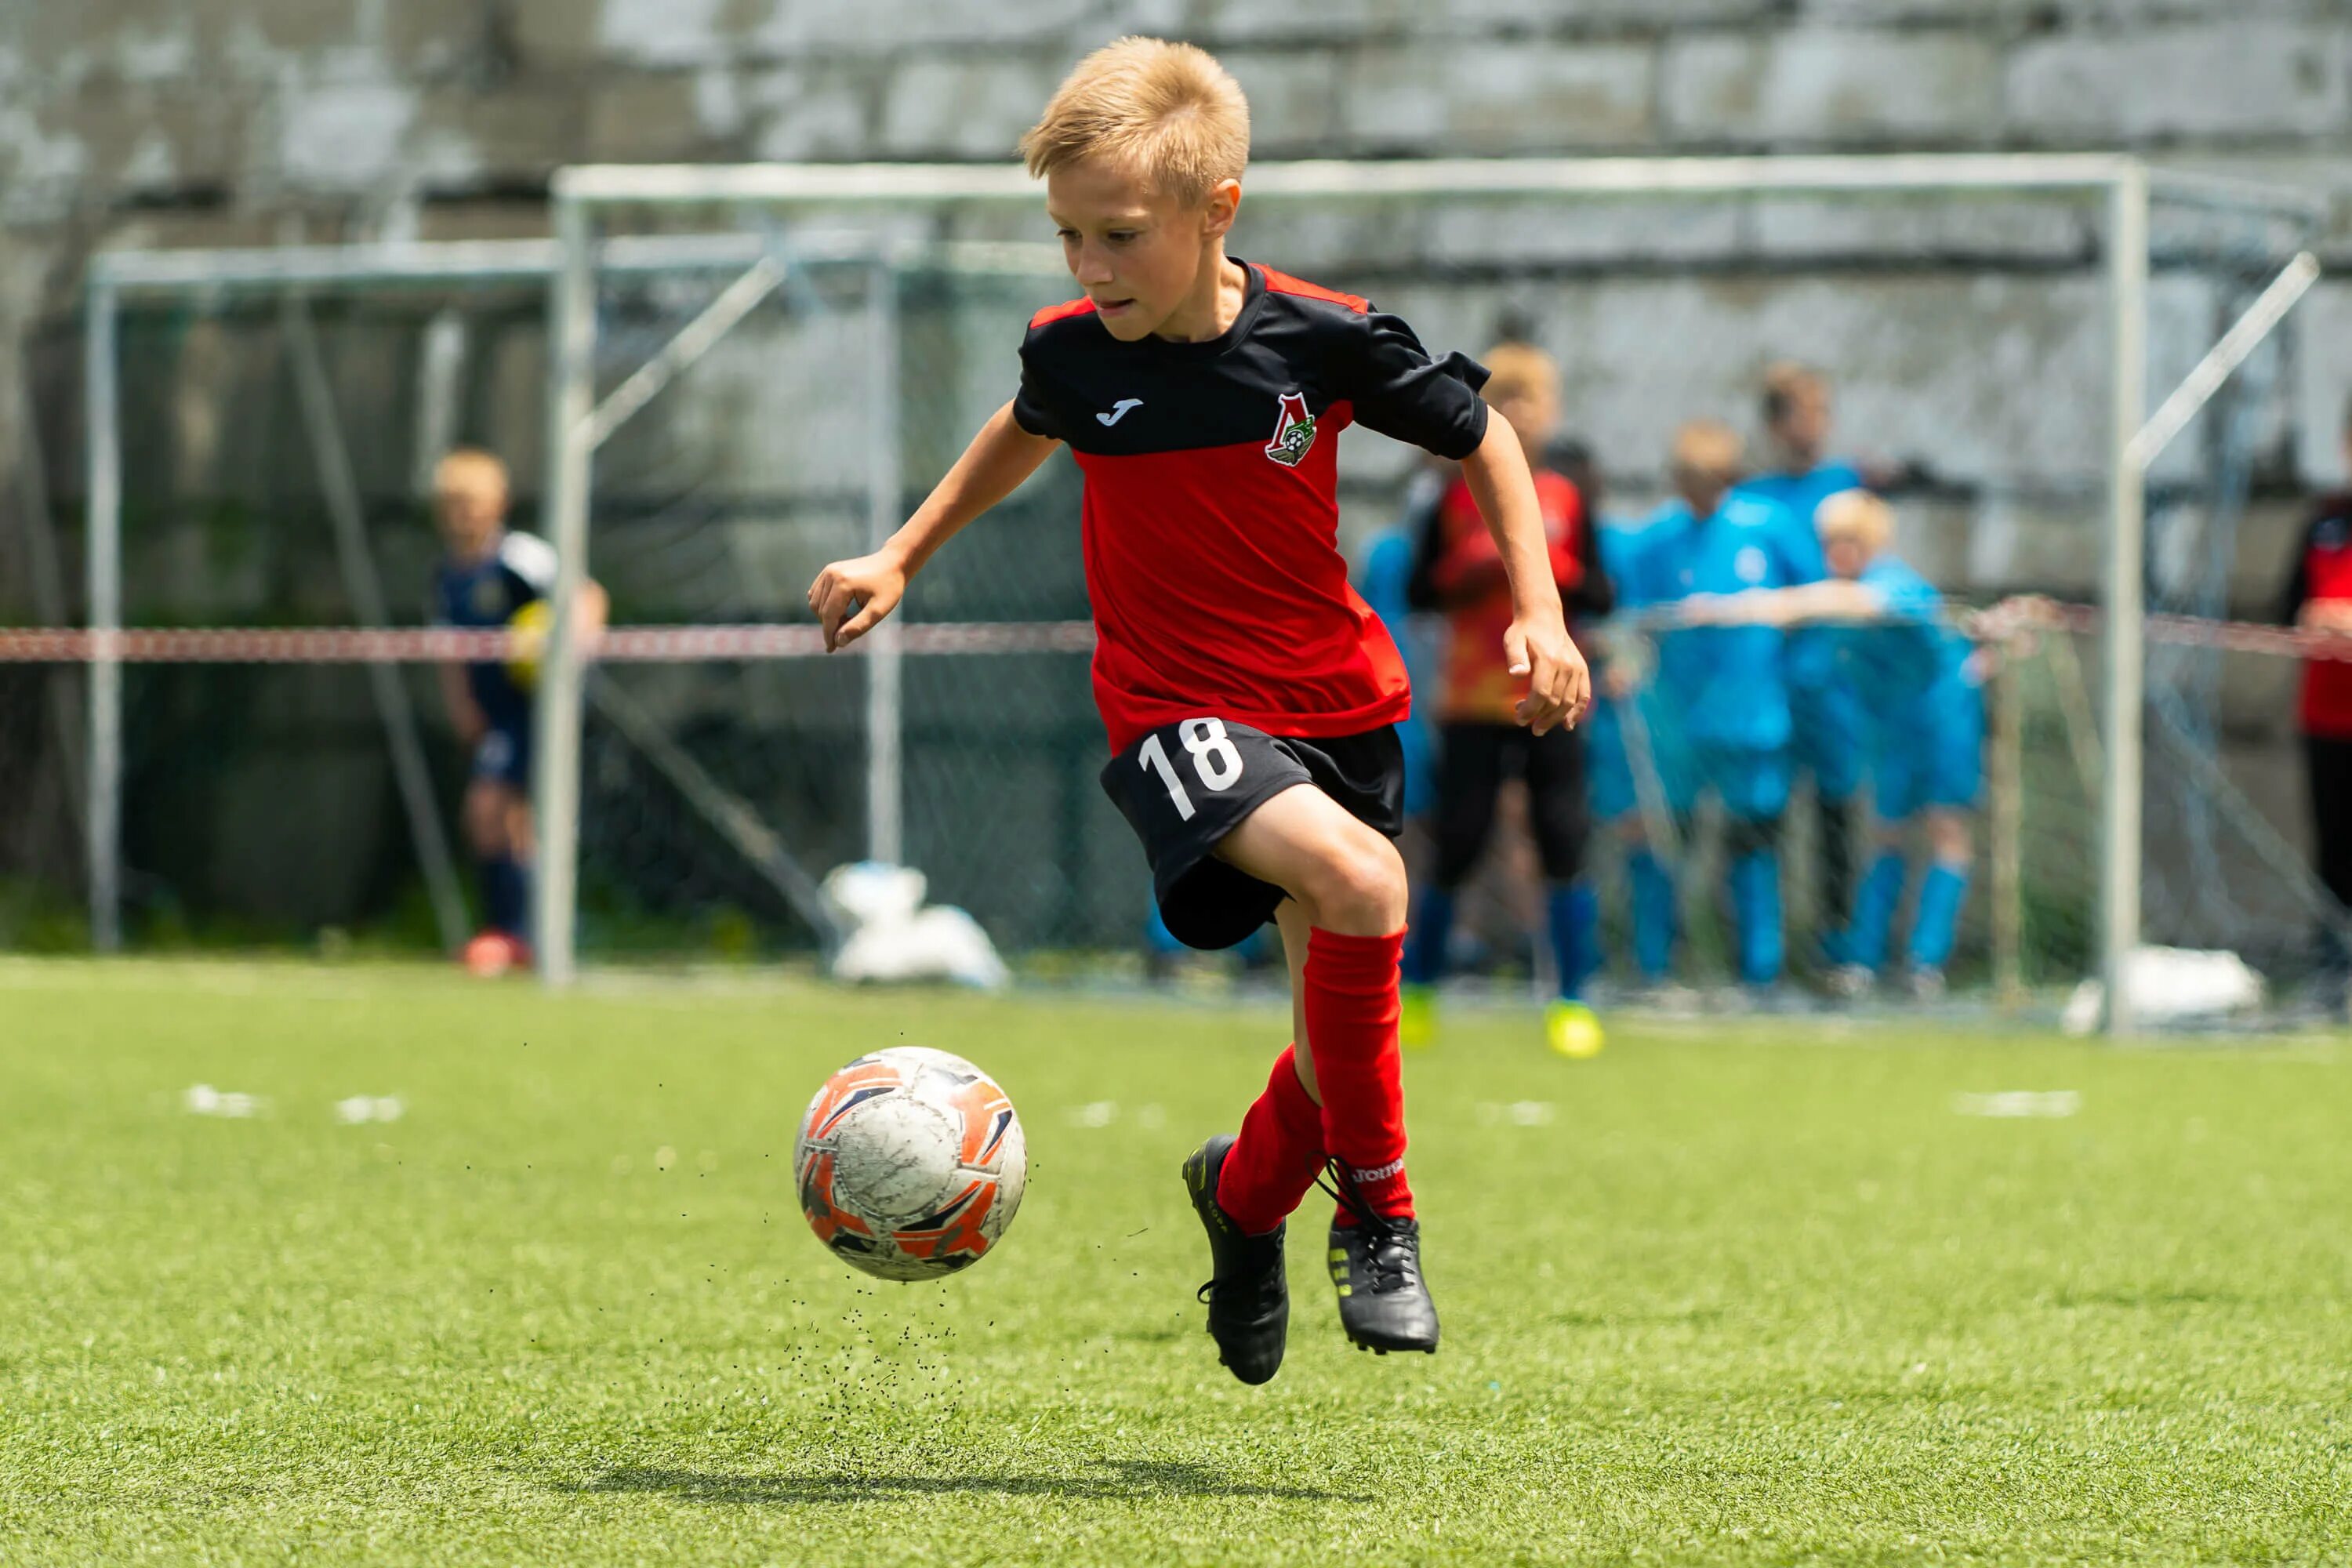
(1737, 461, 1861, 690)
(429, 530, 557, 726)
(1737, 460, 1865, 538)
(1597, 515, 1661, 612)
(1838, 555, 1976, 724)
(1646, 492, 1808, 751)
(1358, 526, 1436, 816)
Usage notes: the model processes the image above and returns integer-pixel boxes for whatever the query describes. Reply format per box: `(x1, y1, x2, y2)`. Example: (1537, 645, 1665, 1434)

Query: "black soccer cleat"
(1321, 1162, 1439, 1356)
(1182, 1135, 1290, 1386)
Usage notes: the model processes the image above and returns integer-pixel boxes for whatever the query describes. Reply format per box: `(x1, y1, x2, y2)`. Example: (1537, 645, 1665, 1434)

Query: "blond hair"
(1670, 420, 1744, 486)
(1481, 342, 1559, 406)
(1815, 488, 1893, 556)
(434, 447, 509, 495)
(1020, 38, 1250, 207)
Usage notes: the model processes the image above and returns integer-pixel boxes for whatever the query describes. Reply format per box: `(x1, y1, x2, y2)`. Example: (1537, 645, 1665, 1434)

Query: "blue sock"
(1730, 850, 1783, 985)
(1845, 851, 1907, 972)
(1546, 882, 1600, 1002)
(1628, 849, 1675, 980)
(481, 856, 528, 938)
(1402, 886, 1456, 986)
(1910, 862, 1969, 971)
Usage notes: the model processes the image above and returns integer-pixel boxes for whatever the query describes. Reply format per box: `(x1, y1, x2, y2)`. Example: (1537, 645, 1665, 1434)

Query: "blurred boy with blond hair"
(427, 448, 606, 973)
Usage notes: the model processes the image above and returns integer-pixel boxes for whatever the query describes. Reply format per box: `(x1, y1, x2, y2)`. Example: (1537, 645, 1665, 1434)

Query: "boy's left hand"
(1505, 614, 1590, 735)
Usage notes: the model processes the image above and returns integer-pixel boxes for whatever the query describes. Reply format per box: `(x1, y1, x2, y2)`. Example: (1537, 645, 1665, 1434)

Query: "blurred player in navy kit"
(427, 448, 606, 975)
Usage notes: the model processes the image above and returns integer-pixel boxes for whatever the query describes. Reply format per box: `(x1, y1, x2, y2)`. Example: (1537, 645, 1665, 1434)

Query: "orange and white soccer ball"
(793, 1047, 1026, 1282)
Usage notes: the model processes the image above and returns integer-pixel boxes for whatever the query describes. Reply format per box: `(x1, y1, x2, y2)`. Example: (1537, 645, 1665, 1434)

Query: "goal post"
(74, 232, 782, 956)
(541, 154, 2325, 1025)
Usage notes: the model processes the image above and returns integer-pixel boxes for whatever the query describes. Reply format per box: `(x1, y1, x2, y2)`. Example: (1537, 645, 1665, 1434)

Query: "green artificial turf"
(1, 958, 2347, 1565)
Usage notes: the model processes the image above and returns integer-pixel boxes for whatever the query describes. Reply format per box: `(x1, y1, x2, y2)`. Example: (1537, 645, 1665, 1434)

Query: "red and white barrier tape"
(1961, 597, 2352, 663)
(0, 620, 1098, 664)
(1, 601, 2347, 664)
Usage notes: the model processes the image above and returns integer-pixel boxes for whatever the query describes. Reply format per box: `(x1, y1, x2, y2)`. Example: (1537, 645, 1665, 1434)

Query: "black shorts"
(1102, 718, 1406, 951)
(1431, 720, 1588, 888)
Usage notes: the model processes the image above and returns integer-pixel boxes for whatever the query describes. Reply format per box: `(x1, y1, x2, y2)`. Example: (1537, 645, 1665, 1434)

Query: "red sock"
(1302, 927, 1414, 1223)
(1215, 1044, 1325, 1236)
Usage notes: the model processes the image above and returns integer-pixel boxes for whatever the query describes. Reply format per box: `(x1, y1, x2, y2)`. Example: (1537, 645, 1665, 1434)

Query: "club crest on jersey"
(1263, 391, 1317, 468)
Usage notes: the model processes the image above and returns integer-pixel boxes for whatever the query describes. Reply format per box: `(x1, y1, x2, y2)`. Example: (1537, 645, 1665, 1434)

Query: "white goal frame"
(79, 232, 788, 954)
(544, 154, 2322, 1027)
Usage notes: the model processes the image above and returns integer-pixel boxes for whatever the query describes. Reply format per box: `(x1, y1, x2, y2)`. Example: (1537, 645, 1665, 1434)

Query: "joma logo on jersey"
(1263, 391, 1317, 467)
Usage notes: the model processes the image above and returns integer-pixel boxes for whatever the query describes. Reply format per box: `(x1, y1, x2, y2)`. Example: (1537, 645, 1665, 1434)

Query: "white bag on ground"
(822, 862, 1009, 990)
(2061, 946, 2266, 1034)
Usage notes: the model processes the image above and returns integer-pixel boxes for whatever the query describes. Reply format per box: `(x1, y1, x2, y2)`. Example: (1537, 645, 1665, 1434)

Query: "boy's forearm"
(438, 664, 483, 737)
(1718, 580, 1883, 626)
(886, 401, 1058, 576)
(1458, 420, 1565, 622)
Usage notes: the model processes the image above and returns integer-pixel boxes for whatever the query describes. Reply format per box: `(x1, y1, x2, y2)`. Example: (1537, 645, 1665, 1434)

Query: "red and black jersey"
(1011, 260, 1490, 751)
(1410, 467, 1605, 724)
(2280, 492, 2352, 738)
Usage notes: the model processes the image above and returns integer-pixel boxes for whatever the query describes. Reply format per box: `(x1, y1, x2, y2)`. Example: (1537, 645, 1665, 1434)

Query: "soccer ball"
(793, 1046, 1026, 1282)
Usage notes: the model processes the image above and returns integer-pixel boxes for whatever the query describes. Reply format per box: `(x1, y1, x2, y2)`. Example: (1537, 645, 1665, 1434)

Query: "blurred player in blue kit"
(1692, 488, 1982, 996)
(1734, 363, 1867, 960)
(1583, 478, 1689, 989)
(427, 448, 605, 973)
(1639, 421, 1809, 990)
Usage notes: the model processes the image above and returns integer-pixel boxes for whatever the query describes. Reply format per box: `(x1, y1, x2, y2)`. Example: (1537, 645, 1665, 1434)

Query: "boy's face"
(1490, 385, 1559, 461)
(434, 466, 507, 559)
(1045, 158, 1239, 343)
(1823, 532, 1871, 580)
(1673, 466, 1730, 519)
(1771, 380, 1832, 464)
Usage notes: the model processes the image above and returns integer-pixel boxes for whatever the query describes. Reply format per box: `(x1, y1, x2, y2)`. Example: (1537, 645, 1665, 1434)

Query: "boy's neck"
(1152, 247, 1247, 344)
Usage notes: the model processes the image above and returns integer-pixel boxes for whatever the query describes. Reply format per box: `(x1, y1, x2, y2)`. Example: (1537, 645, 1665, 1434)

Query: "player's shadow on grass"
(569, 1460, 1363, 1505)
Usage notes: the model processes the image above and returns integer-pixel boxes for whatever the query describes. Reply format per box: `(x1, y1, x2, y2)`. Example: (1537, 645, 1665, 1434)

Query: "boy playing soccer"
(427, 448, 606, 972)
(1398, 344, 1613, 1058)
(805, 38, 1587, 1382)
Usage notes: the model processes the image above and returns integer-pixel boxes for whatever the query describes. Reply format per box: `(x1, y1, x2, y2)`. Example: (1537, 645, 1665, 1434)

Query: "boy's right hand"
(808, 550, 907, 652)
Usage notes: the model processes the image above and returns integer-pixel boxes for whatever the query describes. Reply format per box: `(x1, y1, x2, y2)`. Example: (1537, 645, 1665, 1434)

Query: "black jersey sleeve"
(1011, 337, 1066, 442)
(1345, 310, 1490, 461)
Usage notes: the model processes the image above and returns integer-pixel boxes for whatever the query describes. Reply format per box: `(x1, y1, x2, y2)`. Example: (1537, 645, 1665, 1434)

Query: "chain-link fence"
(13, 161, 2338, 1023)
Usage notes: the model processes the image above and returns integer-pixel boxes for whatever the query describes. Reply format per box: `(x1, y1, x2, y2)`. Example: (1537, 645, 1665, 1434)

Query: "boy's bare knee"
(1300, 833, 1406, 935)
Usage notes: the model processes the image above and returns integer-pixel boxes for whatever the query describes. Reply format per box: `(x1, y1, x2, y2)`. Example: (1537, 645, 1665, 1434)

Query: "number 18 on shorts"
(1100, 717, 1407, 953)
